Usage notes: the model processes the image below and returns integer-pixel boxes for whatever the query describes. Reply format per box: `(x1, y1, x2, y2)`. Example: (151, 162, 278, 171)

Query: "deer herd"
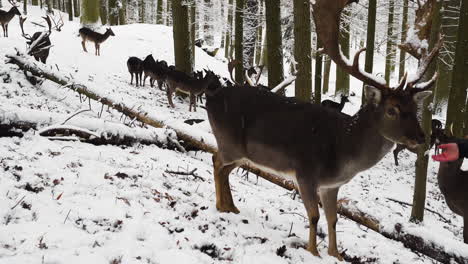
(2, 0, 467, 260)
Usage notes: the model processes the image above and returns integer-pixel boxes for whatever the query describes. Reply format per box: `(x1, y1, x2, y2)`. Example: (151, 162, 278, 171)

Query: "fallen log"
(0, 107, 182, 149)
(7, 53, 468, 263)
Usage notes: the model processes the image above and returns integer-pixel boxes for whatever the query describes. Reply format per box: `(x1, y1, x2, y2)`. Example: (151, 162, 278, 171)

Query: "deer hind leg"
(189, 93, 196, 112)
(212, 153, 239, 214)
(95, 43, 99, 56)
(319, 187, 343, 261)
(296, 179, 320, 257)
(157, 80, 164, 90)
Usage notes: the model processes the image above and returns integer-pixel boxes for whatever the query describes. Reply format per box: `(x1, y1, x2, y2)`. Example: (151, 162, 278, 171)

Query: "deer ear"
(364, 85, 382, 106)
(413, 91, 432, 104)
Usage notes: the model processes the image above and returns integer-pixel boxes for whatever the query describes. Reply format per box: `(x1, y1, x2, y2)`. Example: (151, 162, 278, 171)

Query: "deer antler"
(50, 12, 64, 32)
(8, 0, 19, 7)
(311, 0, 441, 92)
(19, 16, 32, 40)
(227, 58, 241, 85)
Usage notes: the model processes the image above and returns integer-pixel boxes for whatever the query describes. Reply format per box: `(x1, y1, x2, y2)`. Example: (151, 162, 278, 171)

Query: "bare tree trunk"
(220, 0, 225, 48)
(244, 0, 258, 67)
(265, 0, 284, 89)
(203, 0, 214, 45)
(314, 40, 323, 104)
(139, 0, 145, 23)
(335, 8, 350, 96)
(398, 0, 408, 81)
(234, 0, 244, 83)
(224, 0, 233, 58)
(67, 0, 73, 20)
(384, 0, 395, 84)
(100, 0, 108, 25)
(293, 0, 312, 102)
(73, 0, 80, 17)
(446, 0, 468, 138)
(166, 0, 172, 26)
(190, 2, 196, 67)
(156, 0, 163, 24)
(362, 0, 376, 105)
(23, 0, 27, 15)
(108, 0, 118, 25)
(254, 0, 263, 65)
(118, 0, 126, 25)
(323, 55, 331, 94)
(81, 0, 100, 26)
(172, 0, 193, 74)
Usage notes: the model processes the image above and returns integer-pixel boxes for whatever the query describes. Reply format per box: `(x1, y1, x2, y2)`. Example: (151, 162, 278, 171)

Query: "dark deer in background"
(165, 68, 217, 112)
(205, 0, 440, 260)
(142, 54, 168, 90)
(393, 119, 444, 166)
(0, 0, 21, 37)
(127, 57, 143, 87)
(79, 27, 115, 56)
(19, 16, 54, 63)
(436, 135, 468, 243)
(321, 94, 350, 112)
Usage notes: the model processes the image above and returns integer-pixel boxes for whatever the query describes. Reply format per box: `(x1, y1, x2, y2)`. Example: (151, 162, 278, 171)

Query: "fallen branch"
(385, 197, 450, 223)
(165, 168, 205, 181)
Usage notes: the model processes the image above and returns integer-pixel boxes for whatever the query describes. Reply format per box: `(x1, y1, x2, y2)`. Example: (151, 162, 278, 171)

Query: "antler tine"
(255, 65, 264, 85)
(227, 58, 241, 85)
(245, 70, 255, 87)
(312, 0, 389, 90)
(407, 36, 443, 89)
(43, 16, 52, 33)
(395, 72, 408, 91)
(8, 0, 18, 7)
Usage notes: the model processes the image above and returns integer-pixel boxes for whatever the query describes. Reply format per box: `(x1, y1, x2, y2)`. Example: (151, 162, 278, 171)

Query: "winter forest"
(0, 0, 468, 263)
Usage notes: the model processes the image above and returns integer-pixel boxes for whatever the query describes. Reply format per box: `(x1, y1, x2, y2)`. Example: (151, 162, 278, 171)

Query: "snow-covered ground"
(0, 6, 467, 264)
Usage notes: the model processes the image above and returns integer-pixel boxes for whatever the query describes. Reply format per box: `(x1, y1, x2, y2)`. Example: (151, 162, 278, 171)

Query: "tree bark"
(172, 0, 193, 74)
(100, 0, 108, 25)
(254, 0, 263, 65)
(166, 0, 172, 26)
(264, 0, 283, 89)
(322, 55, 331, 94)
(81, 0, 100, 26)
(224, 0, 233, 58)
(203, 0, 214, 46)
(190, 2, 196, 67)
(67, 0, 73, 21)
(411, 0, 441, 223)
(23, 0, 27, 15)
(73, 0, 80, 17)
(118, 0, 126, 25)
(314, 40, 323, 104)
(244, 0, 258, 67)
(335, 8, 350, 96)
(234, 0, 244, 83)
(156, 0, 163, 24)
(108, 0, 118, 25)
(446, 0, 468, 138)
(398, 0, 408, 81)
(362, 0, 376, 105)
(293, 0, 312, 102)
(384, 0, 395, 84)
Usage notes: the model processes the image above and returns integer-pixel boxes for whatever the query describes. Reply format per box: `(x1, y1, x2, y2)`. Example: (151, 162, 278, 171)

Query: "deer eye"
(386, 108, 398, 118)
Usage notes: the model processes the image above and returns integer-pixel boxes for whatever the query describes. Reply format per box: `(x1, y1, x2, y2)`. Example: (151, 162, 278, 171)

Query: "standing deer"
(436, 137, 468, 243)
(19, 16, 55, 63)
(142, 54, 168, 90)
(78, 27, 115, 56)
(0, 0, 20, 37)
(165, 68, 217, 112)
(321, 94, 350, 112)
(127, 57, 143, 87)
(205, 0, 441, 260)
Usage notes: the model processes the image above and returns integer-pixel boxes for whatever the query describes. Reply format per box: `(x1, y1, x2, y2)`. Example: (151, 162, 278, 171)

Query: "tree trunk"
(411, 1, 441, 223)
(100, 0, 108, 25)
(0, 0, 3, 8)
(335, 8, 350, 96)
(139, 0, 145, 23)
(265, 0, 284, 89)
(398, 0, 408, 81)
(293, 0, 312, 102)
(46, 0, 53, 13)
(58, 0, 61, 11)
(73, 0, 80, 17)
(234, 0, 244, 83)
(203, 0, 214, 46)
(118, 0, 126, 25)
(254, 0, 263, 65)
(314, 40, 323, 104)
(434, 0, 460, 113)
(156, 0, 163, 24)
(23, 0, 27, 15)
(172, 0, 193, 75)
(108, 0, 118, 25)
(384, 0, 395, 84)
(225, 0, 233, 58)
(244, 0, 258, 67)
(220, 0, 225, 49)
(67, 0, 73, 20)
(190, 2, 196, 67)
(166, 0, 172, 26)
(323, 55, 331, 94)
(446, 0, 468, 138)
(362, 0, 376, 105)
(81, 0, 100, 26)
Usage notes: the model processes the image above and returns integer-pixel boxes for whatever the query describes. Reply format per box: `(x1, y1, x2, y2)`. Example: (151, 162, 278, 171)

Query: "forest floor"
(0, 6, 467, 264)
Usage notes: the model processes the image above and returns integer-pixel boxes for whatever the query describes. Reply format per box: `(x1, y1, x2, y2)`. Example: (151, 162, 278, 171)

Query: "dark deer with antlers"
(0, 0, 20, 37)
(19, 16, 54, 63)
(79, 27, 115, 56)
(205, 0, 440, 260)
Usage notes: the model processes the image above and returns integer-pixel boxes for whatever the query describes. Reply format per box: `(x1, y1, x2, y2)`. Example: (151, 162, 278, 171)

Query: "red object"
(432, 143, 460, 162)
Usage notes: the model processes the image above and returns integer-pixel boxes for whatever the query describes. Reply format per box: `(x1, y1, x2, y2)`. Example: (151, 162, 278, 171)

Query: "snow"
(0, 5, 467, 264)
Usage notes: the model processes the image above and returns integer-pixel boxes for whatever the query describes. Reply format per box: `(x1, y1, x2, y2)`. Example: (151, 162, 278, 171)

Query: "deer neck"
(341, 105, 395, 173)
(99, 32, 111, 42)
(4, 8, 16, 21)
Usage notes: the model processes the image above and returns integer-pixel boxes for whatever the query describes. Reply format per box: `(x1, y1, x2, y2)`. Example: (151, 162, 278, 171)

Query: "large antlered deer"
(205, 0, 441, 260)
(19, 16, 55, 63)
(0, 0, 21, 37)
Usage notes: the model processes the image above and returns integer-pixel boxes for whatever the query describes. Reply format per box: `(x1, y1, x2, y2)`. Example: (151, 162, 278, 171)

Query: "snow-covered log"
(0, 107, 180, 149)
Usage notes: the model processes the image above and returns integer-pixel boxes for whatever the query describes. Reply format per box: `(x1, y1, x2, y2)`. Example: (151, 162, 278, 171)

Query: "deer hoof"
(216, 204, 240, 214)
(328, 249, 343, 261)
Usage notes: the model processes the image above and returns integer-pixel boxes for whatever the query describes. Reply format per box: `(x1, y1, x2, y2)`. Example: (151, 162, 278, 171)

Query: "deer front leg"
(157, 80, 164, 90)
(212, 153, 239, 214)
(130, 73, 134, 85)
(5, 23, 8, 37)
(189, 93, 196, 112)
(319, 187, 343, 261)
(81, 41, 87, 52)
(166, 84, 175, 108)
(297, 179, 320, 257)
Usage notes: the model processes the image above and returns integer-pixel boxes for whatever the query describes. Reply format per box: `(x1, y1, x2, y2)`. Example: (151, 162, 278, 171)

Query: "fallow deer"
(127, 57, 143, 87)
(142, 54, 168, 90)
(165, 68, 217, 112)
(436, 136, 468, 243)
(79, 27, 115, 56)
(0, 0, 20, 37)
(393, 119, 444, 166)
(321, 94, 350, 112)
(205, 0, 441, 260)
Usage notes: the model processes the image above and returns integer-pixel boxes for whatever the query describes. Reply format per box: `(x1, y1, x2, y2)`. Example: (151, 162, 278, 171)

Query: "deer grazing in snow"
(436, 135, 468, 243)
(142, 54, 169, 90)
(321, 94, 350, 112)
(79, 27, 115, 56)
(165, 68, 218, 112)
(0, 0, 21, 37)
(393, 119, 444, 166)
(127, 57, 143, 87)
(205, 0, 441, 260)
